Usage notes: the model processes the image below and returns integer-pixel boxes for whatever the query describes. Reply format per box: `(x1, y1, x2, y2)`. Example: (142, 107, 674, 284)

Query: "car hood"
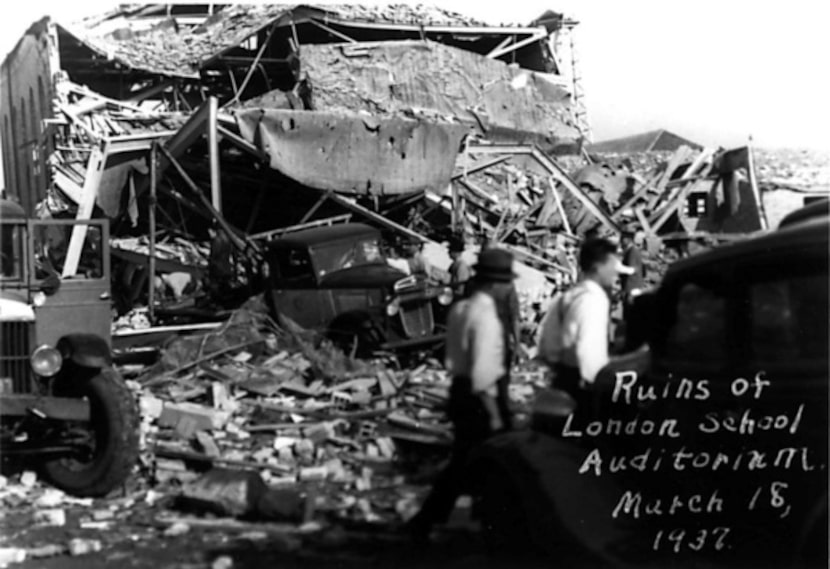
(0, 291, 34, 322)
(319, 263, 408, 289)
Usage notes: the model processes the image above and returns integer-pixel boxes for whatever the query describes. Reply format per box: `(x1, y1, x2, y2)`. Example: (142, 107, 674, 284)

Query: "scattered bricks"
(375, 437, 396, 459)
(294, 439, 315, 462)
(20, 471, 37, 487)
(34, 508, 66, 527)
(140, 394, 164, 419)
(180, 468, 267, 518)
(68, 538, 102, 556)
(211, 382, 233, 411)
(298, 466, 328, 482)
(195, 431, 222, 458)
(277, 447, 295, 465)
(159, 402, 230, 432)
(0, 548, 27, 565)
(358, 421, 377, 439)
(303, 422, 334, 444)
(251, 448, 274, 463)
(330, 391, 352, 410)
(256, 487, 305, 521)
(163, 521, 191, 537)
(174, 416, 200, 440)
(273, 436, 298, 451)
(26, 544, 65, 559)
(212, 555, 234, 569)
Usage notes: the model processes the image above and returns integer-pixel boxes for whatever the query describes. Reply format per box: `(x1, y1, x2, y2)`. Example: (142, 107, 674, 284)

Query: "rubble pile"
(754, 147, 830, 190)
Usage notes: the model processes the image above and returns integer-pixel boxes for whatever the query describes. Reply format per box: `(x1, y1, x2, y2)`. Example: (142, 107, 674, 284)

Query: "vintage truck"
(260, 223, 453, 355)
(473, 202, 828, 568)
(0, 199, 138, 496)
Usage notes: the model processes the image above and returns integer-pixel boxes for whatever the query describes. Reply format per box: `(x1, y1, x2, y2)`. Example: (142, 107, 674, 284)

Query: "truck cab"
(1, 199, 138, 497)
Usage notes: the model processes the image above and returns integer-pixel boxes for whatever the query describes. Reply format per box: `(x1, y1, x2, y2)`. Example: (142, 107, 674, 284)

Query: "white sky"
(0, 0, 828, 186)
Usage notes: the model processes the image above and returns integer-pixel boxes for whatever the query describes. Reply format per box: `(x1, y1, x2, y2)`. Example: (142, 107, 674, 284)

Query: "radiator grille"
(399, 301, 434, 338)
(0, 321, 32, 393)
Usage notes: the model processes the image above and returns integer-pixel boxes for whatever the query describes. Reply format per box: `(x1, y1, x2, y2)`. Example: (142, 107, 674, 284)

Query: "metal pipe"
(148, 142, 157, 323)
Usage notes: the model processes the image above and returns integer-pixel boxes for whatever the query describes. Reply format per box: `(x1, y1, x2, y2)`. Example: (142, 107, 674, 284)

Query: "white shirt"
(537, 279, 610, 384)
(445, 292, 505, 396)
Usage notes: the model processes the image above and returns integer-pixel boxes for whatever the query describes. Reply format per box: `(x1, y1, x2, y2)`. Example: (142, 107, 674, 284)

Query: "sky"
(0, 0, 828, 161)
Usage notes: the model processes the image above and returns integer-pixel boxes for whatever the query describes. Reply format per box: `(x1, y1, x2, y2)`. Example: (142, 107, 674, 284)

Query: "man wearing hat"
(447, 234, 472, 297)
(537, 238, 635, 402)
(620, 225, 646, 305)
(408, 248, 517, 540)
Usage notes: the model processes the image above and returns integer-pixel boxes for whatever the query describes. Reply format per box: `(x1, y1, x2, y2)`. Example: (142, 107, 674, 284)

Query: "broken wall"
(236, 109, 469, 195)
(0, 18, 56, 213)
(293, 41, 580, 149)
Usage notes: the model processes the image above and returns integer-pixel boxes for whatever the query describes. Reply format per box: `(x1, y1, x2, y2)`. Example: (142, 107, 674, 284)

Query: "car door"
(267, 246, 332, 330)
(29, 219, 112, 347)
(728, 244, 829, 561)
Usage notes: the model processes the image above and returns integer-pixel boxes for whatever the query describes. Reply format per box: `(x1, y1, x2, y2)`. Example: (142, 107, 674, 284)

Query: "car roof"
(778, 198, 829, 228)
(0, 199, 26, 220)
(267, 223, 379, 248)
(665, 215, 829, 280)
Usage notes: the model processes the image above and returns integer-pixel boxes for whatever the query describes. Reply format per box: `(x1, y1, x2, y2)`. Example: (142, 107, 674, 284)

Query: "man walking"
(537, 238, 634, 402)
(620, 226, 646, 304)
(408, 248, 517, 539)
(447, 234, 472, 297)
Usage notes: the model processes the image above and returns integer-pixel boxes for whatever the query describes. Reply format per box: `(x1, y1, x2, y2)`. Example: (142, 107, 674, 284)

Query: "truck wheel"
(42, 368, 139, 497)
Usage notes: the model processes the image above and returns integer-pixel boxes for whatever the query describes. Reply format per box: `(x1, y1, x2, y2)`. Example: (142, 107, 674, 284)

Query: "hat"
(474, 248, 517, 282)
(613, 257, 635, 275)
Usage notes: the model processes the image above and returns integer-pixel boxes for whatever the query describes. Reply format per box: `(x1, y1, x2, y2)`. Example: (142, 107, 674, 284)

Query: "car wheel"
(42, 368, 139, 497)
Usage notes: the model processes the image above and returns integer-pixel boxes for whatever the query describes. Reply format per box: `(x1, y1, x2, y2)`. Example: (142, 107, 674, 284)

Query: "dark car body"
(474, 209, 829, 567)
(261, 224, 451, 352)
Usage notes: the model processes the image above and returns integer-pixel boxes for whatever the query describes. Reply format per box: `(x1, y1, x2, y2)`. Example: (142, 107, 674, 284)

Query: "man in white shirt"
(408, 248, 516, 540)
(537, 238, 634, 399)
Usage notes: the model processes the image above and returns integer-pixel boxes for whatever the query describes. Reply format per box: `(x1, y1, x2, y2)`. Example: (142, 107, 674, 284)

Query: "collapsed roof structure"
(2, 3, 618, 288)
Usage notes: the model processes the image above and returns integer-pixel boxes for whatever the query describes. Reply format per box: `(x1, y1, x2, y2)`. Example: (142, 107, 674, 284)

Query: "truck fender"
(469, 431, 633, 567)
(57, 334, 112, 369)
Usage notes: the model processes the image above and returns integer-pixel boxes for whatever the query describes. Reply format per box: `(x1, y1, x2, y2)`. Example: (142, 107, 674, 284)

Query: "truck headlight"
(437, 287, 454, 306)
(31, 345, 63, 377)
(386, 298, 400, 317)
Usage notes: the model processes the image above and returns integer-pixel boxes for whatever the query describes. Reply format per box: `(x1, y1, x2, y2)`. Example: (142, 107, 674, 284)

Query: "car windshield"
(32, 224, 104, 280)
(0, 223, 24, 281)
(312, 237, 383, 278)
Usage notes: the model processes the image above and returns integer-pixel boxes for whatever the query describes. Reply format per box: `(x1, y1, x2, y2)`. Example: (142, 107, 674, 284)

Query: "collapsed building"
(1, 3, 618, 319)
(1, 3, 801, 329)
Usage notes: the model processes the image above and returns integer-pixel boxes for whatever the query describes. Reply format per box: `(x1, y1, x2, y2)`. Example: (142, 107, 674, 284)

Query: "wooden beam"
(207, 97, 222, 212)
(308, 18, 358, 43)
(486, 36, 514, 58)
(452, 155, 510, 180)
(549, 177, 573, 235)
(299, 191, 332, 224)
(250, 214, 353, 240)
(327, 193, 437, 244)
(148, 143, 158, 323)
(487, 31, 546, 59)
(62, 145, 107, 278)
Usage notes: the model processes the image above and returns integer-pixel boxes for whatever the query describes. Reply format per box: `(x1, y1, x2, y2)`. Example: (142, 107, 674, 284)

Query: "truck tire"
(42, 368, 139, 497)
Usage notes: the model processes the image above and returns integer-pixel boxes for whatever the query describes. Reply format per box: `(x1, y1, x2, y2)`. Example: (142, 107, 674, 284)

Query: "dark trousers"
(553, 363, 592, 418)
(411, 375, 506, 527)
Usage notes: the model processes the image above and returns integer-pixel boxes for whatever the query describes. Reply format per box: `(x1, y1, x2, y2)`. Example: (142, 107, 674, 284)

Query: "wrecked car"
(473, 204, 828, 568)
(261, 223, 452, 355)
(0, 199, 139, 496)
